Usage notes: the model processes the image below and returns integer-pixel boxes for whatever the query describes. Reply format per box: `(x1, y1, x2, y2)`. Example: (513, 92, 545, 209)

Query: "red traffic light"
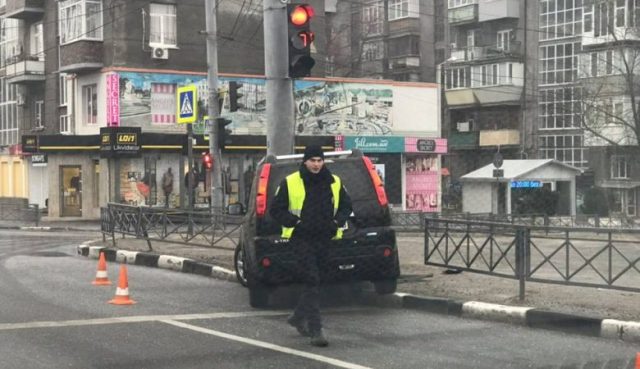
(202, 152, 213, 170)
(290, 5, 314, 26)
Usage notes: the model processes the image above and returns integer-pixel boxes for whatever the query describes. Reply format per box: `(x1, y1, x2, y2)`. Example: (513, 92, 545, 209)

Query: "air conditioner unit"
(152, 47, 169, 60)
(457, 120, 472, 132)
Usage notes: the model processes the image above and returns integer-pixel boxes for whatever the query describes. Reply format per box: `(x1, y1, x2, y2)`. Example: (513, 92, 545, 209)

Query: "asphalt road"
(0, 230, 638, 369)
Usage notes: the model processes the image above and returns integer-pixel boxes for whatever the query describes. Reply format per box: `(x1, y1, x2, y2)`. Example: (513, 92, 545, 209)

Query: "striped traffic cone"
(92, 252, 112, 286)
(108, 264, 136, 305)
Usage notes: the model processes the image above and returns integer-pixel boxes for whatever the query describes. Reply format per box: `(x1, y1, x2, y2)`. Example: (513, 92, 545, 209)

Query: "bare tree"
(579, 25, 640, 147)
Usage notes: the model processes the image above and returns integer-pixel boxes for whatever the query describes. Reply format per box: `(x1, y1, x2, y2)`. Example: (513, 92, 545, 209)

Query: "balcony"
(479, 129, 520, 147)
(3, 0, 44, 19)
(582, 28, 640, 48)
(59, 41, 104, 73)
(448, 3, 478, 25)
(448, 131, 479, 150)
(478, 0, 519, 22)
(449, 42, 523, 63)
(3, 55, 44, 84)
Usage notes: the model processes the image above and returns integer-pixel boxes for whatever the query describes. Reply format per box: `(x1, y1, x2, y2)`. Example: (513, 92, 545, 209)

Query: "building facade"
(441, 0, 536, 212)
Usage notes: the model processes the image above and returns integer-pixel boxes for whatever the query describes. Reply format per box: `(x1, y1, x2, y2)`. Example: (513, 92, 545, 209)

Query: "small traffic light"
(216, 117, 232, 149)
(202, 152, 213, 171)
(287, 4, 315, 78)
(228, 81, 243, 112)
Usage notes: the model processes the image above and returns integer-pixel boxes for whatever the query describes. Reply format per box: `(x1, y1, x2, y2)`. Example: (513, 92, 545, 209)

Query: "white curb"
(116, 250, 138, 264)
(462, 301, 532, 325)
(88, 246, 105, 258)
(601, 319, 640, 342)
(158, 255, 190, 271)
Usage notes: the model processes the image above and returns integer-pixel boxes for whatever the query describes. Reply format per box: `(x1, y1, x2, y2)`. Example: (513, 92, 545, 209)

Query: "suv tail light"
(256, 164, 272, 217)
(362, 156, 388, 207)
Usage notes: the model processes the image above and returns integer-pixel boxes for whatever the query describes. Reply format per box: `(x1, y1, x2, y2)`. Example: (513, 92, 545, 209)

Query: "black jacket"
(270, 165, 352, 240)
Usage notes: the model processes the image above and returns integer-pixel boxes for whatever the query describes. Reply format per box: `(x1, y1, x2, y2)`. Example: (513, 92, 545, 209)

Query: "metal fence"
(424, 216, 640, 299)
(0, 203, 40, 226)
(101, 203, 242, 251)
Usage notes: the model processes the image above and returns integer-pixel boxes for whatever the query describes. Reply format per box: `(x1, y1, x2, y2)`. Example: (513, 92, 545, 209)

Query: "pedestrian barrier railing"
(424, 216, 640, 299)
(101, 203, 242, 251)
(0, 203, 40, 226)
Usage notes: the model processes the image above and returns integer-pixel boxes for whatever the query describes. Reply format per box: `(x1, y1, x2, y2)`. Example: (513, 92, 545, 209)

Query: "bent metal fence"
(101, 203, 242, 251)
(424, 217, 640, 299)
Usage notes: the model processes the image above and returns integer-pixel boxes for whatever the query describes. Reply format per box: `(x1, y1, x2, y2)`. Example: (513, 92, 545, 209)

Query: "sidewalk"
(0, 217, 101, 231)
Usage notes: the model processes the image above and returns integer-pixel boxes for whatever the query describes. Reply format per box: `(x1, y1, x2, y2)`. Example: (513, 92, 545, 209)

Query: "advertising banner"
(107, 73, 120, 127)
(405, 155, 439, 212)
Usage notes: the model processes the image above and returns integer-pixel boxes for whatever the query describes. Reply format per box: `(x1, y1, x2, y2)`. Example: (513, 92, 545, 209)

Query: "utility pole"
(205, 0, 224, 210)
(382, 0, 390, 79)
(264, 0, 295, 156)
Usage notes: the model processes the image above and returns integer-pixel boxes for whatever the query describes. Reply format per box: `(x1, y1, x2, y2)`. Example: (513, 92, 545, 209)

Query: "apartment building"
(441, 0, 537, 212)
(578, 0, 640, 216)
(325, 0, 443, 82)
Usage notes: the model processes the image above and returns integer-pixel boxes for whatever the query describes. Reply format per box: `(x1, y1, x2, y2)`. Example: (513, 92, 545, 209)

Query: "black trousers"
(292, 237, 327, 333)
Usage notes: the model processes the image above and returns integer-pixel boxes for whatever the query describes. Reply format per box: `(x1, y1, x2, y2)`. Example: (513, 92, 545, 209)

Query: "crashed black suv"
(234, 150, 400, 308)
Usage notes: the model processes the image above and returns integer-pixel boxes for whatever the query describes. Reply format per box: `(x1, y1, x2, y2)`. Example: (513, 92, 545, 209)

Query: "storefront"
(337, 135, 447, 212)
(22, 132, 334, 218)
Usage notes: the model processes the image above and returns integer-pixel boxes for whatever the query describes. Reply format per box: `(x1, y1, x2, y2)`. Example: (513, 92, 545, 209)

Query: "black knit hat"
(302, 145, 325, 162)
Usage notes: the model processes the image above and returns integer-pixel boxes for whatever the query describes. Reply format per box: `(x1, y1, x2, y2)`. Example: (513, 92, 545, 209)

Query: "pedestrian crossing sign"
(176, 85, 198, 124)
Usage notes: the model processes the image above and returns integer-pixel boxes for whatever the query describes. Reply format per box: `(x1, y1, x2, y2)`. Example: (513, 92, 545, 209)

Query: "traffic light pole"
(205, 0, 224, 211)
(264, 0, 295, 156)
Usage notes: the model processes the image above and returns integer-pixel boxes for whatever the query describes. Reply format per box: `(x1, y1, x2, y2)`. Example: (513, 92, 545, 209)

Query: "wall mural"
(117, 72, 394, 136)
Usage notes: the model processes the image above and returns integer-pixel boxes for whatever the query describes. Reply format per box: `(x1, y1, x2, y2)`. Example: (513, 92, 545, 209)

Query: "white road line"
(160, 319, 374, 369)
(0, 311, 287, 331)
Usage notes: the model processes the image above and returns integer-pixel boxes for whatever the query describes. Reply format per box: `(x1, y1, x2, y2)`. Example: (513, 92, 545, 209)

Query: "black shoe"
(309, 331, 328, 347)
(287, 315, 311, 337)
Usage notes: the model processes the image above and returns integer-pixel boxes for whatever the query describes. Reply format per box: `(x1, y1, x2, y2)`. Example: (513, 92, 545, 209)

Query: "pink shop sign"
(107, 73, 120, 127)
(405, 137, 447, 154)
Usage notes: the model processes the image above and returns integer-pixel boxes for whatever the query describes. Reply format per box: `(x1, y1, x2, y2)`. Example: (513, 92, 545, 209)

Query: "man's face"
(304, 157, 324, 174)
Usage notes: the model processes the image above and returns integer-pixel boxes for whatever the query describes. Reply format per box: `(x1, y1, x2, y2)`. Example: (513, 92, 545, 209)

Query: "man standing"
(161, 168, 174, 208)
(269, 145, 352, 347)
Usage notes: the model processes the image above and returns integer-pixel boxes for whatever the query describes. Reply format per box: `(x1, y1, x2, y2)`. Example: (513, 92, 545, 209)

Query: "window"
(627, 189, 636, 216)
(34, 100, 43, 128)
(59, 74, 68, 106)
(389, 0, 411, 20)
(30, 23, 44, 60)
(584, 5, 593, 32)
(362, 41, 382, 61)
(448, 0, 476, 8)
(0, 77, 19, 146)
(83, 84, 97, 125)
(605, 50, 613, 74)
(611, 156, 629, 179)
(539, 134, 587, 168)
(446, 67, 470, 89)
(60, 115, 71, 134)
(59, 0, 103, 44)
(362, 2, 383, 35)
(616, 0, 626, 26)
(0, 18, 20, 67)
(0, 0, 5, 7)
(150, 4, 177, 47)
(497, 30, 512, 51)
(540, 0, 583, 40)
(590, 52, 598, 76)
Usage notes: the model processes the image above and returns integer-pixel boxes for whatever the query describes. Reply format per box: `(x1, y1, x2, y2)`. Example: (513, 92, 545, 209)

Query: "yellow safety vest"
(281, 171, 344, 240)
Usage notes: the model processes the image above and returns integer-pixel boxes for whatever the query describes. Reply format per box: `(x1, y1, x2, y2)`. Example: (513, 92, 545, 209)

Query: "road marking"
(161, 319, 373, 369)
(0, 307, 366, 332)
(0, 311, 288, 332)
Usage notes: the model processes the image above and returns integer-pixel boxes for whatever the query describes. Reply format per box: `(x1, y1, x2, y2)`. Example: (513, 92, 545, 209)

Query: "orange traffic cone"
(92, 252, 112, 286)
(108, 264, 136, 305)
(635, 353, 639, 369)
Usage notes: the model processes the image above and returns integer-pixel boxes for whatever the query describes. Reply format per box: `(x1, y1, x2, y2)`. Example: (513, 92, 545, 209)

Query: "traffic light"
(202, 152, 213, 171)
(287, 4, 315, 78)
(228, 81, 243, 112)
(216, 117, 232, 149)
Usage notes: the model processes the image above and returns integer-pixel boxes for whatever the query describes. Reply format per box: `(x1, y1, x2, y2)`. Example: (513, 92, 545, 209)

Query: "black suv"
(234, 150, 400, 308)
